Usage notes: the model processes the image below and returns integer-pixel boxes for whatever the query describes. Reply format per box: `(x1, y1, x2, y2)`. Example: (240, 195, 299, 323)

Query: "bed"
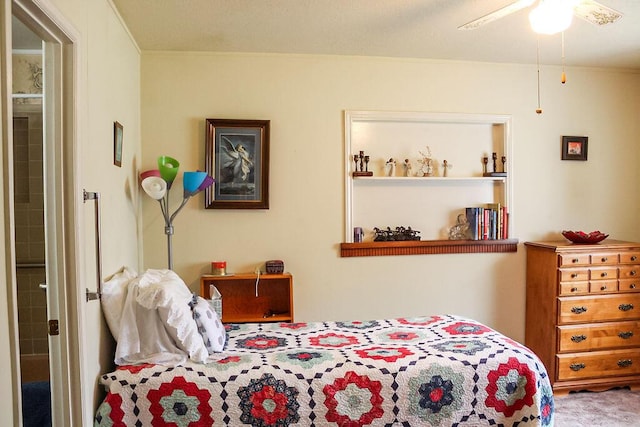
(94, 313, 554, 426)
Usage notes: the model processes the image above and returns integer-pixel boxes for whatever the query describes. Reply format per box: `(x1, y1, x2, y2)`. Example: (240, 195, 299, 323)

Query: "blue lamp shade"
(158, 156, 180, 188)
(141, 176, 167, 200)
(183, 171, 207, 197)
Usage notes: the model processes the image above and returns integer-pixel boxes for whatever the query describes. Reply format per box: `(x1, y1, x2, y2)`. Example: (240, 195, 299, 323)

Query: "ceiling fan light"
(529, 1, 574, 35)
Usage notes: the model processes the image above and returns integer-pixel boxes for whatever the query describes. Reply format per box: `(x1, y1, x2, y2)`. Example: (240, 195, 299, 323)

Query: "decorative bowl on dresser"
(525, 240, 640, 395)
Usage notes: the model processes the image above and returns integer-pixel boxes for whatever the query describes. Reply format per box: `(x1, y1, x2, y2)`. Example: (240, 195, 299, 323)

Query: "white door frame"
(4, 0, 85, 424)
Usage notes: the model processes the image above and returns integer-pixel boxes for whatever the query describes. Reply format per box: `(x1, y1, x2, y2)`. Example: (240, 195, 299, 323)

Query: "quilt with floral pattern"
(95, 314, 554, 426)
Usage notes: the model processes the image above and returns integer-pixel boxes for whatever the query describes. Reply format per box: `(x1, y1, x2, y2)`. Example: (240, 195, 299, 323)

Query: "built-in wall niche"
(341, 110, 517, 257)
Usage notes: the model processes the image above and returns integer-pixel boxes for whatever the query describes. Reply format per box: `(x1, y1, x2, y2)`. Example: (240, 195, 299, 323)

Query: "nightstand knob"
(631, 283, 637, 289)
(571, 334, 587, 343)
(600, 272, 608, 277)
(619, 303, 634, 312)
(572, 258, 579, 263)
(571, 273, 578, 278)
(571, 306, 588, 314)
(631, 271, 637, 276)
(601, 257, 608, 262)
(632, 256, 638, 261)
(601, 285, 607, 291)
(571, 287, 578, 292)
(570, 363, 585, 371)
(618, 359, 633, 368)
(618, 331, 634, 339)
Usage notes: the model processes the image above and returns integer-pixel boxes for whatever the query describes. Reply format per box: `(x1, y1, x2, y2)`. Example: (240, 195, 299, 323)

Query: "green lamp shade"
(158, 156, 180, 188)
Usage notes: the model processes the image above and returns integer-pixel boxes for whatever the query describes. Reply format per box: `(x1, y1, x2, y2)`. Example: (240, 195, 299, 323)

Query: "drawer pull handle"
(632, 271, 637, 276)
(618, 359, 633, 368)
(631, 284, 637, 289)
(571, 273, 578, 279)
(571, 287, 578, 292)
(600, 272, 608, 277)
(571, 334, 587, 343)
(618, 331, 634, 339)
(570, 363, 585, 371)
(619, 303, 634, 312)
(572, 258, 579, 263)
(601, 257, 608, 262)
(601, 285, 607, 291)
(571, 306, 587, 314)
(632, 256, 638, 261)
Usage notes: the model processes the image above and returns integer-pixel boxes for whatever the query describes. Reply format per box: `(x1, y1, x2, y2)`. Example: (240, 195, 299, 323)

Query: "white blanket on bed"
(114, 269, 208, 366)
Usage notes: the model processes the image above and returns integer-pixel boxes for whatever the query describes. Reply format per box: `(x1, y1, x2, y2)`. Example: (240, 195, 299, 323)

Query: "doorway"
(11, 19, 50, 424)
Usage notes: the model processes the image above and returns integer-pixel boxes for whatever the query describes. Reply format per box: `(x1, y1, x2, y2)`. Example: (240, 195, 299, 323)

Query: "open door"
(5, 0, 85, 425)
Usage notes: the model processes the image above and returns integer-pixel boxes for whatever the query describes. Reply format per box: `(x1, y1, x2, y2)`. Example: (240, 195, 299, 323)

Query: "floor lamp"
(140, 156, 214, 270)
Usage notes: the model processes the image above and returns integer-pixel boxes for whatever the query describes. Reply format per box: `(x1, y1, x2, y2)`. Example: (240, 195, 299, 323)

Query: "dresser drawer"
(589, 280, 618, 294)
(556, 349, 640, 381)
(620, 252, 640, 264)
(559, 253, 590, 267)
(589, 266, 618, 281)
(619, 265, 640, 280)
(559, 281, 589, 296)
(590, 252, 619, 265)
(558, 294, 640, 324)
(619, 278, 640, 293)
(557, 321, 640, 352)
(559, 269, 589, 282)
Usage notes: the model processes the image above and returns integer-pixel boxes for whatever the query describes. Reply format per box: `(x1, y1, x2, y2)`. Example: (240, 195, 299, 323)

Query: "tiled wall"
(13, 102, 48, 356)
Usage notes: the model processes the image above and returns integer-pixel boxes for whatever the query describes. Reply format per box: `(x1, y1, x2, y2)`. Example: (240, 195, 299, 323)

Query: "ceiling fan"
(459, 0, 622, 33)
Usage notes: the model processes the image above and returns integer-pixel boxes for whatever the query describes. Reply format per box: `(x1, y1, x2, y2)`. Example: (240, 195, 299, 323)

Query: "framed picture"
(114, 121, 123, 167)
(561, 136, 588, 161)
(205, 118, 270, 209)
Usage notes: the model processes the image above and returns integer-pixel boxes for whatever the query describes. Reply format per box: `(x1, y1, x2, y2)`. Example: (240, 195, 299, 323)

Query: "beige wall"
(141, 52, 640, 343)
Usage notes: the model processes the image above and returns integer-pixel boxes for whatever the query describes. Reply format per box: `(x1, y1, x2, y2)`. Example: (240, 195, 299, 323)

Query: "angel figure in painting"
(221, 136, 254, 183)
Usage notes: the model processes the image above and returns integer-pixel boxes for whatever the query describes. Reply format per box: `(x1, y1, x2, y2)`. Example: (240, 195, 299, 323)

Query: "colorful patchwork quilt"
(95, 314, 554, 426)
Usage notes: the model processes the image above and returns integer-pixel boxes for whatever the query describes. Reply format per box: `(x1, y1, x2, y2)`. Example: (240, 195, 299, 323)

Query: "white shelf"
(344, 110, 513, 247)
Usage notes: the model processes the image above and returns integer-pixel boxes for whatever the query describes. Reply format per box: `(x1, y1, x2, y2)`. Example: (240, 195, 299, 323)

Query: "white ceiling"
(108, 0, 640, 70)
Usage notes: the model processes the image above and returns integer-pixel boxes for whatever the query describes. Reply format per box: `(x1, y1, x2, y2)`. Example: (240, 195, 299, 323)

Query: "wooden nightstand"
(200, 273, 293, 323)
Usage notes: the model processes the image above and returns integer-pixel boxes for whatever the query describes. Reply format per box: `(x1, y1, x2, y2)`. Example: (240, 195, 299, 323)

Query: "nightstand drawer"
(557, 321, 640, 352)
(558, 294, 640, 324)
(619, 266, 640, 279)
(590, 252, 619, 265)
(620, 253, 640, 264)
(589, 280, 618, 293)
(559, 281, 589, 296)
(557, 349, 640, 381)
(590, 267, 618, 280)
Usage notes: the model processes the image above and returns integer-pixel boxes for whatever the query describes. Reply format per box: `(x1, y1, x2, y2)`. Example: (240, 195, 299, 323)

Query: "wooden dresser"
(525, 240, 640, 394)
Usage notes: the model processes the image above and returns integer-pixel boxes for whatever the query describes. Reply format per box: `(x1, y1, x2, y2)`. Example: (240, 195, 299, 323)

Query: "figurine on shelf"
(482, 156, 488, 174)
(448, 213, 470, 240)
(385, 158, 396, 177)
(442, 159, 452, 177)
(501, 155, 506, 173)
(403, 159, 413, 177)
(418, 146, 434, 177)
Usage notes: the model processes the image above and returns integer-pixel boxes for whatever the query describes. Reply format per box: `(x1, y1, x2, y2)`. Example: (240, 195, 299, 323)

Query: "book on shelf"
(464, 204, 508, 240)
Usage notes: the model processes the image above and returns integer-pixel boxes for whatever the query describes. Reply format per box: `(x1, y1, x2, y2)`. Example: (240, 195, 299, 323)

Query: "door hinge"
(48, 319, 59, 336)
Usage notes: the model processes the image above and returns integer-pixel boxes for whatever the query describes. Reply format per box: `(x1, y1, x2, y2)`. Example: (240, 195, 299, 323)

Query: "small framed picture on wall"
(561, 136, 588, 161)
(114, 121, 123, 167)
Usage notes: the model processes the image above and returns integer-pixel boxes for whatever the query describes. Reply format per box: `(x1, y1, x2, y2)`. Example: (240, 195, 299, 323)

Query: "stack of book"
(465, 204, 508, 240)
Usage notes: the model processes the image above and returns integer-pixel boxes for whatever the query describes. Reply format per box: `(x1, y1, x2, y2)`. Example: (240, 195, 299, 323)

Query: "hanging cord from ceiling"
(536, 36, 543, 115)
(561, 31, 567, 84)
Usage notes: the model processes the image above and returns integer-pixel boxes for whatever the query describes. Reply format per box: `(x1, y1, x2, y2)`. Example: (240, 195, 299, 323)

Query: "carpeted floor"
(553, 387, 640, 426)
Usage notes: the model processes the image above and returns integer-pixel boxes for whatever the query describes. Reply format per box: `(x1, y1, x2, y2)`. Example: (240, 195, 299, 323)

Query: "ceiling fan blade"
(573, 0, 622, 26)
(458, 0, 537, 30)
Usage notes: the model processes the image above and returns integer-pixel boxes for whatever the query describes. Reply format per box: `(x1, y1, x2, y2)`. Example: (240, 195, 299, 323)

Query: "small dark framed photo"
(561, 136, 588, 161)
(114, 121, 123, 167)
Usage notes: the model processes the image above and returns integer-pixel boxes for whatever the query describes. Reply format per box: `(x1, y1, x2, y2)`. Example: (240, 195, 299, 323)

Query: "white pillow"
(192, 296, 226, 353)
(100, 267, 138, 340)
(135, 270, 208, 363)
